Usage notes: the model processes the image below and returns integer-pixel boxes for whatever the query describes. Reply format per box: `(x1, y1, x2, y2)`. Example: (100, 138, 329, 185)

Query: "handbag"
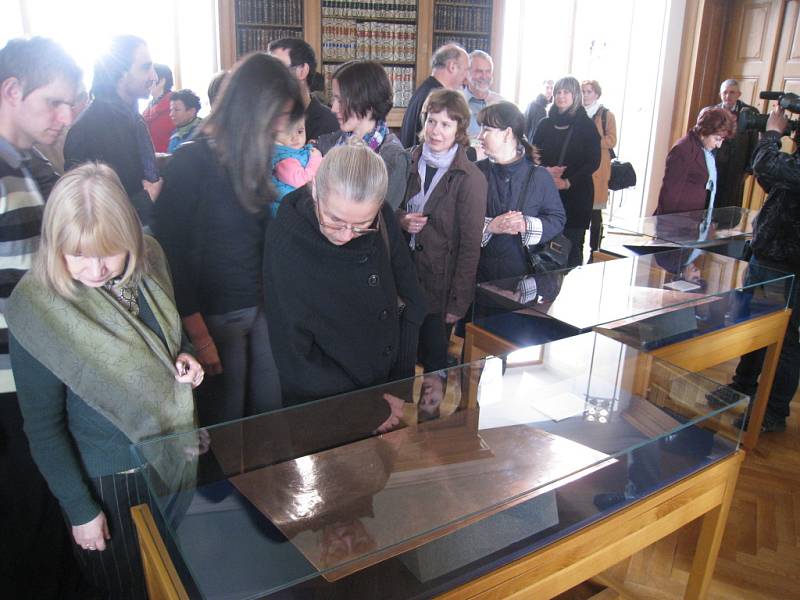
(599, 108, 637, 191)
(516, 167, 572, 274)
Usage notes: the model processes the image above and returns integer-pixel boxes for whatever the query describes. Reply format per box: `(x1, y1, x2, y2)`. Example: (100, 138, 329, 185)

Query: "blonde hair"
(33, 162, 146, 298)
(314, 140, 388, 204)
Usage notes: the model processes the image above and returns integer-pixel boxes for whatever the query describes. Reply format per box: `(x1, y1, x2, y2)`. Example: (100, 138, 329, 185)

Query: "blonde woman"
(6, 163, 201, 599)
(581, 79, 617, 254)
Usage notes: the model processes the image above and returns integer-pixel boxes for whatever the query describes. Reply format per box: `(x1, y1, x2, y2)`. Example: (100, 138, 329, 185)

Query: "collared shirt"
(463, 86, 504, 137)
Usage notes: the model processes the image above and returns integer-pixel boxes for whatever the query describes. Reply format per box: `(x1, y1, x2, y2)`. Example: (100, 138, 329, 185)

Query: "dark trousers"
(418, 313, 455, 373)
(73, 471, 150, 600)
(563, 227, 587, 268)
(201, 306, 282, 425)
(732, 259, 800, 420)
(589, 209, 603, 252)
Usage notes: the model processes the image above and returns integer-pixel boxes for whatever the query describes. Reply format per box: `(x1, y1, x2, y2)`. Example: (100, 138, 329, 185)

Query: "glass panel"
(474, 249, 792, 347)
(132, 332, 747, 598)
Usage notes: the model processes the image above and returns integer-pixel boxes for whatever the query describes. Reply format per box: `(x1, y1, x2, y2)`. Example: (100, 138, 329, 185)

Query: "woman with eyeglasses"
(531, 76, 601, 266)
(153, 53, 304, 424)
(263, 142, 426, 406)
(397, 89, 487, 373)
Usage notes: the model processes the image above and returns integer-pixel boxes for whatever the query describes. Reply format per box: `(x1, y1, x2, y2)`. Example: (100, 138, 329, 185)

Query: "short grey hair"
(469, 50, 493, 70)
(314, 141, 388, 204)
(431, 43, 467, 70)
(553, 76, 583, 115)
(720, 79, 740, 91)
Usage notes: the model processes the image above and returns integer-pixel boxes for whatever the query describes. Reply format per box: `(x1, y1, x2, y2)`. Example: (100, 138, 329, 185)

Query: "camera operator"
(717, 107, 800, 432)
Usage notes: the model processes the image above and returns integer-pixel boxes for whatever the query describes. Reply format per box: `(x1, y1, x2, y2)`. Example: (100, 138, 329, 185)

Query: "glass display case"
(471, 248, 792, 353)
(601, 207, 758, 259)
(132, 332, 747, 599)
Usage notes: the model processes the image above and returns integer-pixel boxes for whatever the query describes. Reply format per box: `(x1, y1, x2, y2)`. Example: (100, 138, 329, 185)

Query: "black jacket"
(64, 98, 154, 225)
(750, 131, 800, 268)
(524, 94, 549, 142)
(263, 188, 426, 405)
(305, 96, 340, 143)
(712, 100, 759, 209)
(399, 76, 443, 149)
(531, 105, 601, 230)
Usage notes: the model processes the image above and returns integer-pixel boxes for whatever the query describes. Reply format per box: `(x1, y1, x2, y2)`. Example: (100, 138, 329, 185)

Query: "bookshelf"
(217, 1, 504, 127)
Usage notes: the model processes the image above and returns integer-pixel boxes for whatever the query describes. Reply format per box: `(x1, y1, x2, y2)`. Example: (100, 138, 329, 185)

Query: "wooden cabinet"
(217, 0, 504, 127)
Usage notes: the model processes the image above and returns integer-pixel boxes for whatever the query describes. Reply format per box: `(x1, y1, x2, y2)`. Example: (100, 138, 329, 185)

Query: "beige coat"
(590, 107, 618, 209)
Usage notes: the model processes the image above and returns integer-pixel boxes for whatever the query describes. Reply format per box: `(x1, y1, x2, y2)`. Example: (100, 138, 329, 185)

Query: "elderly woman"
(316, 60, 410, 209)
(154, 53, 304, 424)
(397, 88, 486, 372)
(6, 163, 201, 599)
(476, 101, 566, 284)
(655, 106, 736, 215)
(581, 80, 617, 254)
(532, 76, 601, 267)
(263, 143, 426, 406)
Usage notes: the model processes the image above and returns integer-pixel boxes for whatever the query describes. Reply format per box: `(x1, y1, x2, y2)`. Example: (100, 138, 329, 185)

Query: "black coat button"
(358, 255, 369, 264)
(368, 274, 379, 286)
(382, 345, 393, 356)
(415, 243, 424, 251)
(379, 309, 390, 320)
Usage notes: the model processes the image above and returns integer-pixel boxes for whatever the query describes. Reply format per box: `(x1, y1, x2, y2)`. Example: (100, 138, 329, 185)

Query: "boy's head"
(275, 118, 307, 149)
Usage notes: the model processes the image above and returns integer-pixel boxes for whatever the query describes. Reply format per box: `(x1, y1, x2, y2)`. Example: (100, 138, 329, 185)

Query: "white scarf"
(407, 142, 458, 247)
(585, 102, 601, 119)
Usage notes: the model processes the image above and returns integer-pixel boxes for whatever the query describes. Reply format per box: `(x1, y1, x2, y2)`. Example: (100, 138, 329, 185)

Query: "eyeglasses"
(314, 198, 379, 236)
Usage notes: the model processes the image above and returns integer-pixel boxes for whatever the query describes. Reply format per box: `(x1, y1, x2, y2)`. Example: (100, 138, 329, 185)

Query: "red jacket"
(655, 130, 709, 215)
(142, 93, 173, 153)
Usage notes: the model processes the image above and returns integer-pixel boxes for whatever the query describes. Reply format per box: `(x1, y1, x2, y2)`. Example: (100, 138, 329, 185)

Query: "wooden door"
(769, 0, 800, 157)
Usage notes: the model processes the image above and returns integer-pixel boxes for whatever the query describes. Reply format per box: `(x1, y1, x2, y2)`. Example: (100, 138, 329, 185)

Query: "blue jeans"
(732, 259, 800, 421)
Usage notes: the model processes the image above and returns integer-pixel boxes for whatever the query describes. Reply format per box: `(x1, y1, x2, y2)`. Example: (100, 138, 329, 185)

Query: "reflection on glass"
(132, 333, 748, 598)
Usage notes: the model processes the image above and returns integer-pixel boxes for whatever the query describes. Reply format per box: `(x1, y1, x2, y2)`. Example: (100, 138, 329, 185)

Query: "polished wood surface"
(228, 420, 611, 582)
(131, 504, 189, 600)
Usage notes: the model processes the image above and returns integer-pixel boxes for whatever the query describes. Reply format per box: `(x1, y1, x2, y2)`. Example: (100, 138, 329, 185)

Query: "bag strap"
(515, 166, 536, 254)
(557, 126, 575, 166)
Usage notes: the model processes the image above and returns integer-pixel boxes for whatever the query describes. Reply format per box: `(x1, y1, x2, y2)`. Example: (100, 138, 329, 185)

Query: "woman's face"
(315, 188, 381, 246)
(64, 252, 128, 287)
(477, 124, 512, 160)
(331, 79, 369, 133)
(554, 88, 574, 113)
(581, 84, 598, 107)
(424, 109, 458, 152)
(701, 132, 725, 150)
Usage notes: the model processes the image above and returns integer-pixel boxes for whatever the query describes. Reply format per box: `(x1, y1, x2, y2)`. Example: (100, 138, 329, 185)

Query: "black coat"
(712, 100, 759, 209)
(263, 188, 426, 405)
(399, 76, 443, 149)
(64, 98, 154, 226)
(524, 94, 549, 142)
(531, 105, 601, 230)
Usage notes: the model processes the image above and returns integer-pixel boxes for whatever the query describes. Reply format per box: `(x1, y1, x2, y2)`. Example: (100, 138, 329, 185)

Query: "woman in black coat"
(532, 76, 601, 266)
(263, 143, 426, 408)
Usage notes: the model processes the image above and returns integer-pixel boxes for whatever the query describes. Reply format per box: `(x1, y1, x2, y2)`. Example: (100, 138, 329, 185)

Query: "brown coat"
(591, 107, 617, 209)
(398, 145, 488, 318)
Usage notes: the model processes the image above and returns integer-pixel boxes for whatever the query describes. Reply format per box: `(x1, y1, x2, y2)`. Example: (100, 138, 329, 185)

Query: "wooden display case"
(217, 0, 504, 128)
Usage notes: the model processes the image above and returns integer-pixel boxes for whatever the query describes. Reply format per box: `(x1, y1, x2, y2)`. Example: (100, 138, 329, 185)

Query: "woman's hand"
(375, 393, 406, 434)
(546, 166, 565, 179)
(399, 212, 429, 235)
(487, 211, 525, 235)
(142, 177, 163, 202)
(195, 340, 222, 375)
(445, 312, 460, 324)
(72, 511, 110, 552)
(175, 353, 205, 388)
(553, 177, 570, 190)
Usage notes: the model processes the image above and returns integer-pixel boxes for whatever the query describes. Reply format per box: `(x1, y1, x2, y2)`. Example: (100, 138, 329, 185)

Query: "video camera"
(738, 91, 800, 135)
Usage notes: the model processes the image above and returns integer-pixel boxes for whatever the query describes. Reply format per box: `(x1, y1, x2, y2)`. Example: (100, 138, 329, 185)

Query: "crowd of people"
(0, 30, 795, 599)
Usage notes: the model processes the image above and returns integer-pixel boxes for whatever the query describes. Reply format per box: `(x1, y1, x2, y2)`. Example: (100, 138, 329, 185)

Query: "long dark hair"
(202, 53, 303, 214)
(477, 101, 540, 163)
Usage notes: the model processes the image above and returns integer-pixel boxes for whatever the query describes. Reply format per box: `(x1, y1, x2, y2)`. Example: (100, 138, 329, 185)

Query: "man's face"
(543, 81, 554, 102)
(6, 75, 76, 148)
(118, 44, 156, 102)
(467, 56, 493, 96)
(448, 53, 469, 90)
(169, 99, 196, 127)
(269, 47, 307, 84)
(720, 85, 741, 109)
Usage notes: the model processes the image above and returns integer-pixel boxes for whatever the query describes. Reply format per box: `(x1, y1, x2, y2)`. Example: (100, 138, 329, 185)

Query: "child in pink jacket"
(270, 119, 323, 216)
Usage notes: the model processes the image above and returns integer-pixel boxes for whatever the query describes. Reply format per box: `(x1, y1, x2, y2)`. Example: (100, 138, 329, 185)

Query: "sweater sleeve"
(152, 145, 203, 316)
(9, 333, 102, 526)
(274, 151, 323, 188)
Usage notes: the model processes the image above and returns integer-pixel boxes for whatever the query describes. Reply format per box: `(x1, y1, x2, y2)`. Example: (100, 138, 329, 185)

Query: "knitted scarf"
(336, 120, 389, 152)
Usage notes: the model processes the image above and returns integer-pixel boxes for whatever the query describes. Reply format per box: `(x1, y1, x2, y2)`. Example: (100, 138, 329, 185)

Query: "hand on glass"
(376, 393, 406, 434)
(72, 511, 110, 552)
(175, 352, 204, 388)
(184, 428, 211, 460)
(487, 211, 525, 235)
(399, 212, 428, 235)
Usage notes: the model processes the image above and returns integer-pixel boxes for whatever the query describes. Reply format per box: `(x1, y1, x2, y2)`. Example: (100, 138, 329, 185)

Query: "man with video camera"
(721, 100, 800, 433)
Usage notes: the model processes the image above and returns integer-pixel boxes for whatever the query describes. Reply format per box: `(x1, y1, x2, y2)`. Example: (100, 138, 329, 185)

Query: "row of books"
(321, 0, 417, 20)
(322, 64, 414, 107)
(434, 4, 492, 32)
(236, 0, 303, 26)
(322, 19, 416, 62)
(432, 34, 489, 54)
(237, 27, 302, 55)
(437, 0, 491, 5)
